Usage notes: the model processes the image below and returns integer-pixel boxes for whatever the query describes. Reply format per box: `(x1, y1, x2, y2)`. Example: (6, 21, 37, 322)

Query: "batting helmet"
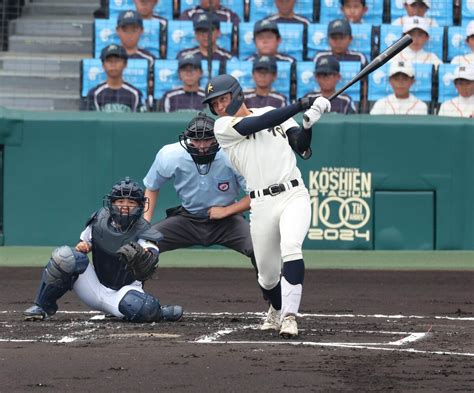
(179, 112, 220, 175)
(201, 74, 244, 116)
(104, 177, 147, 232)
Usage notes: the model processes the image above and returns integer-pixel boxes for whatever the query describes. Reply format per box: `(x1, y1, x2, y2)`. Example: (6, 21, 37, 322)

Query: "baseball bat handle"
(327, 34, 413, 101)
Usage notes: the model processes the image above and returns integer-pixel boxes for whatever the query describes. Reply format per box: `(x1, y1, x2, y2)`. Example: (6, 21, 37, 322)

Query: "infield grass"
(0, 247, 473, 270)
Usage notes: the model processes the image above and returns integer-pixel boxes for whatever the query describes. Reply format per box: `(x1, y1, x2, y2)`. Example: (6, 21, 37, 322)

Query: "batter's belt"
(249, 179, 300, 199)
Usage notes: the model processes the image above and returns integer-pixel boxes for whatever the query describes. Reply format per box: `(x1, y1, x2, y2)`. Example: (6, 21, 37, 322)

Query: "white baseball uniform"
(451, 53, 474, 66)
(370, 94, 428, 115)
(214, 106, 311, 318)
(395, 47, 442, 67)
(392, 15, 438, 27)
(438, 95, 474, 117)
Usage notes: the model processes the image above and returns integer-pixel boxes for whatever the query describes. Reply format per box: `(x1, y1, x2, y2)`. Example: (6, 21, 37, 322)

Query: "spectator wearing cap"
(262, 0, 311, 27)
(313, 19, 368, 68)
(176, 13, 233, 73)
(302, 56, 356, 114)
(116, 10, 156, 108)
(243, 56, 287, 109)
(81, 45, 146, 112)
(370, 60, 427, 115)
(451, 21, 474, 66)
(133, 0, 168, 58)
(392, 0, 438, 27)
(394, 16, 441, 67)
(438, 65, 474, 118)
(246, 20, 296, 64)
(157, 54, 206, 113)
(340, 0, 368, 23)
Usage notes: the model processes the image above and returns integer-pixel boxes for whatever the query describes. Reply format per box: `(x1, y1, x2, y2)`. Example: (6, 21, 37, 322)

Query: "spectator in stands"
(302, 56, 356, 114)
(394, 16, 441, 67)
(313, 19, 368, 67)
(370, 60, 427, 115)
(451, 21, 474, 66)
(176, 13, 233, 73)
(263, 0, 311, 27)
(243, 56, 287, 109)
(157, 54, 206, 112)
(246, 20, 296, 63)
(392, 0, 438, 27)
(133, 0, 167, 58)
(179, 0, 240, 52)
(438, 65, 474, 118)
(81, 44, 146, 112)
(116, 10, 156, 107)
(340, 0, 368, 24)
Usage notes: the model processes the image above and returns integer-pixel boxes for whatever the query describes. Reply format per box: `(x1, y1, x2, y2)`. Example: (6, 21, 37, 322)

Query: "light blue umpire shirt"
(143, 142, 247, 218)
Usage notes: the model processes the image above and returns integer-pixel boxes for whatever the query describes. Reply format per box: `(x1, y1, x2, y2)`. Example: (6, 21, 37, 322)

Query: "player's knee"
(45, 246, 89, 285)
(258, 273, 280, 291)
(118, 290, 162, 323)
(282, 259, 305, 285)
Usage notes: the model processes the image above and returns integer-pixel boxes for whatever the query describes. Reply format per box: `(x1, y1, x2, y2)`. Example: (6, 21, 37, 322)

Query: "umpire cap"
(202, 74, 244, 116)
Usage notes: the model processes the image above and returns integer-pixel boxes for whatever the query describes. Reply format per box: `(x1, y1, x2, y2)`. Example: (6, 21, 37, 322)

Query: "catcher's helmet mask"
(179, 112, 220, 175)
(104, 177, 148, 232)
(202, 74, 244, 116)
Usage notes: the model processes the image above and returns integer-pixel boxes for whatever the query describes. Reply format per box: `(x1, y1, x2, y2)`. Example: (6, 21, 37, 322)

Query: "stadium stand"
(226, 59, 293, 99)
(108, 0, 174, 19)
(367, 62, 435, 112)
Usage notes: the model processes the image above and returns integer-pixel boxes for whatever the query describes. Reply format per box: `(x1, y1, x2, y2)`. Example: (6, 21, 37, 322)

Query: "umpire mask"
(179, 112, 220, 175)
(104, 177, 147, 232)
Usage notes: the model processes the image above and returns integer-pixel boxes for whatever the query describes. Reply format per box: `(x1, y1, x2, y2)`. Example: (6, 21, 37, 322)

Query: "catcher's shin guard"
(119, 290, 183, 322)
(34, 246, 89, 316)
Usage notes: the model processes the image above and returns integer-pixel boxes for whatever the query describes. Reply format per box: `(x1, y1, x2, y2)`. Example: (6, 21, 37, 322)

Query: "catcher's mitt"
(116, 242, 159, 281)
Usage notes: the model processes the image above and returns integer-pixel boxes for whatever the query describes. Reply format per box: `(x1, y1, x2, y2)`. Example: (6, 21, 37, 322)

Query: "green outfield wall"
(0, 107, 473, 250)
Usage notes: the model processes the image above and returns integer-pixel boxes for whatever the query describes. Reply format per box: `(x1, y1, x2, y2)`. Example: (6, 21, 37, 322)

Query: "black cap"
(178, 53, 202, 69)
(117, 10, 143, 28)
(254, 19, 281, 37)
(193, 13, 220, 30)
(328, 19, 352, 36)
(315, 55, 340, 74)
(100, 44, 128, 61)
(252, 55, 277, 73)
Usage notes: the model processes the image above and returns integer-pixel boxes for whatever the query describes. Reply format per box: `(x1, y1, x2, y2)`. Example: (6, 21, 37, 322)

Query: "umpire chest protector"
(89, 208, 162, 290)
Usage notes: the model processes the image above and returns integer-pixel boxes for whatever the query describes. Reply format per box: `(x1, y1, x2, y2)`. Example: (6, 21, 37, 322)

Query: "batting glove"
(303, 97, 331, 129)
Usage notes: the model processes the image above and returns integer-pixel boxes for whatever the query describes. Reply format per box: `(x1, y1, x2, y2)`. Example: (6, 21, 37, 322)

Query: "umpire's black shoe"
(23, 305, 50, 321)
(161, 305, 183, 322)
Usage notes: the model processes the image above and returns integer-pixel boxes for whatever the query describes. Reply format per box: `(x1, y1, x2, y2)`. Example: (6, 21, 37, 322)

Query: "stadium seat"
(367, 62, 434, 108)
(153, 59, 220, 101)
(165, 20, 233, 59)
(461, 0, 474, 24)
(437, 63, 461, 104)
(319, 0, 384, 25)
(446, 24, 473, 62)
(389, 0, 453, 26)
(94, 18, 161, 58)
(179, 0, 245, 22)
(238, 22, 304, 60)
(81, 58, 149, 102)
(248, 0, 315, 23)
(307, 22, 373, 61)
(296, 60, 362, 103)
(108, 0, 174, 19)
(225, 59, 292, 99)
(379, 24, 444, 62)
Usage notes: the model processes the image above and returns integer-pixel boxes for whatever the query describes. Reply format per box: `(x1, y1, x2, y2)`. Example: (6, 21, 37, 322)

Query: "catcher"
(23, 177, 183, 323)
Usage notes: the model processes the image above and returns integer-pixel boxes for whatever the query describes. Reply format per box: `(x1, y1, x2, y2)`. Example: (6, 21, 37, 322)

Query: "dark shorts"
(151, 207, 254, 258)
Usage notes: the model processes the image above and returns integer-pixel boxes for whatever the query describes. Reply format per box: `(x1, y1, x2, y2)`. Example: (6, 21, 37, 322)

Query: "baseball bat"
(327, 34, 413, 100)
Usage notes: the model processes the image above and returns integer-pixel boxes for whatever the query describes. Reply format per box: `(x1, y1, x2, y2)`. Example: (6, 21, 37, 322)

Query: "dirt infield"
(1, 267, 473, 392)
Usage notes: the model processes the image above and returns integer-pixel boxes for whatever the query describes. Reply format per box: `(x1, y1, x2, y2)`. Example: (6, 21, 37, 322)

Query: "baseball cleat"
(23, 305, 50, 321)
(279, 315, 298, 338)
(161, 305, 183, 322)
(261, 304, 281, 331)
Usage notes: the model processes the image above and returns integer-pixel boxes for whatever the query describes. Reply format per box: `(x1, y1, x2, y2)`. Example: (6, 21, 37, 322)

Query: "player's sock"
(260, 281, 281, 310)
(281, 259, 305, 318)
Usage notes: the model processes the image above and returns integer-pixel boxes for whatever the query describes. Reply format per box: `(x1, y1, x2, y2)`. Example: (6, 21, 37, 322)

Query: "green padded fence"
(0, 106, 473, 250)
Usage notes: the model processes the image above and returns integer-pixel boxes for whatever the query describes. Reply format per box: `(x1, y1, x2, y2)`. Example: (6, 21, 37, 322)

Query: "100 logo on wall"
(308, 167, 372, 242)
